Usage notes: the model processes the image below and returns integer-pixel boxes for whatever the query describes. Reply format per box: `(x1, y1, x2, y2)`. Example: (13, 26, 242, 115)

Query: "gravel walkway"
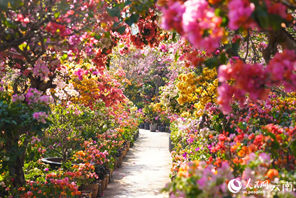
(103, 129, 171, 198)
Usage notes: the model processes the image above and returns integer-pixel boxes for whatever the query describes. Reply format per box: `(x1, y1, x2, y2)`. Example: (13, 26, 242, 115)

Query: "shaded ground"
(103, 129, 171, 198)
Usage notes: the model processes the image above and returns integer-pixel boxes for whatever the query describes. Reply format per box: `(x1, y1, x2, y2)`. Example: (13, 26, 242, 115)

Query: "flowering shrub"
(165, 161, 233, 197)
(19, 173, 81, 198)
(164, 91, 296, 197)
(0, 0, 295, 196)
(0, 88, 50, 187)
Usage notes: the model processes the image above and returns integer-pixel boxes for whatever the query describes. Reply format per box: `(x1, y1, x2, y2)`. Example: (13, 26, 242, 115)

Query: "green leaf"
(125, 14, 139, 26)
(116, 26, 126, 34)
(125, 0, 132, 6)
(0, 0, 22, 9)
(94, 34, 101, 40)
(204, 57, 219, 68)
(61, 53, 68, 60)
(107, 6, 121, 18)
(290, 140, 296, 157)
(54, 12, 60, 19)
(238, 122, 247, 130)
(253, 5, 269, 29)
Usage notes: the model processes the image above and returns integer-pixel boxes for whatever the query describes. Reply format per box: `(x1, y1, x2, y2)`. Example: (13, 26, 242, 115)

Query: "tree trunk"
(9, 155, 26, 187)
(6, 137, 26, 187)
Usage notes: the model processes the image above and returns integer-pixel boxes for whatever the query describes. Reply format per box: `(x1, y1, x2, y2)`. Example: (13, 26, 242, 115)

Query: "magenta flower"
(228, 0, 256, 30)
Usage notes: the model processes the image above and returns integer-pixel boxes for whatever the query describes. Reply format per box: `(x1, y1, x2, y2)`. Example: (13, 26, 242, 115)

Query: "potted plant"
(42, 105, 85, 167)
(150, 123, 158, 132)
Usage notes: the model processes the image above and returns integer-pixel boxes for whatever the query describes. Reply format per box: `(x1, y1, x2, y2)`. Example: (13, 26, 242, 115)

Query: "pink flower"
(12, 94, 25, 102)
(264, 0, 287, 19)
(218, 59, 269, 113)
(27, 191, 33, 196)
(228, 0, 256, 30)
(161, 1, 185, 34)
(259, 152, 271, 163)
(74, 69, 84, 80)
(182, 0, 223, 53)
(33, 112, 48, 124)
(197, 176, 207, 188)
(267, 50, 296, 92)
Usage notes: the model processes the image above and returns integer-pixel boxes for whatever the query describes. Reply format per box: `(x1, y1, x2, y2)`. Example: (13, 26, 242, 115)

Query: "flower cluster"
(74, 140, 109, 166)
(19, 173, 81, 198)
(176, 68, 217, 117)
(12, 88, 52, 106)
(218, 50, 296, 113)
(165, 90, 296, 196)
(176, 72, 198, 106)
(228, 0, 256, 30)
(161, 0, 224, 53)
(267, 50, 296, 92)
(168, 161, 233, 197)
(71, 65, 125, 108)
(129, 12, 162, 49)
(32, 112, 48, 124)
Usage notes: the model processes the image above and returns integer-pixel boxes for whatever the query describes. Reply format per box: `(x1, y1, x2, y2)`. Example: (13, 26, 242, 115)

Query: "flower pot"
(144, 123, 150, 130)
(133, 130, 139, 141)
(169, 135, 174, 152)
(114, 159, 118, 168)
(80, 183, 99, 198)
(117, 156, 123, 168)
(139, 123, 144, 129)
(41, 157, 62, 169)
(150, 123, 157, 132)
(157, 125, 165, 132)
(105, 174, 109, 186)
(97, 180, 104, 197)
(102, 176, 108, 190)
(109, 172, 112, 182)
(80, 191, 92, 198)
(122, 150, 126, 158)
(165, 126, 170, 132)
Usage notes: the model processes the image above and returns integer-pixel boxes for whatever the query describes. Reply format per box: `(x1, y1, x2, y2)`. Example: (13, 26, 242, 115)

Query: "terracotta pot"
(97, 180, 103, 197)
(117, 157, 122, 168)
(102, 176, 108, 190)
(109, 172, 112, 182)
(122, 150, 127, 157)
(80, 191, 92, 198)
(80, 183, 99, 198)
(105, 175, 109, 188)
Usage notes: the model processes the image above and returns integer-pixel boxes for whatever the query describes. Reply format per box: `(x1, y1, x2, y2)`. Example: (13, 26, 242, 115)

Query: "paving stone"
(103, 129, 171, 198)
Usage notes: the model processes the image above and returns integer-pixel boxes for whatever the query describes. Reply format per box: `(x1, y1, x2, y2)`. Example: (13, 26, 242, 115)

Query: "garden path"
(103, 129, 171, 198)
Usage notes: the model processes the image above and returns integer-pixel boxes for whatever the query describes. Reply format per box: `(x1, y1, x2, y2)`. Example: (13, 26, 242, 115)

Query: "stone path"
(103, 129, 171, 198)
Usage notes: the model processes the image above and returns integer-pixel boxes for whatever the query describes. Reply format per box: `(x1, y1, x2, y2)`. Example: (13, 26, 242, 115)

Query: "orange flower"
(76, 150, 85, 157)
(237, 146, 248, 157)
(266, 169, 279, 179)
(231, 145, 238, 152)
(208, 0, 222, 4)
(233, 157, 242, 164)
(248, 144, 257, 153)
(177, 163, 189, 177)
